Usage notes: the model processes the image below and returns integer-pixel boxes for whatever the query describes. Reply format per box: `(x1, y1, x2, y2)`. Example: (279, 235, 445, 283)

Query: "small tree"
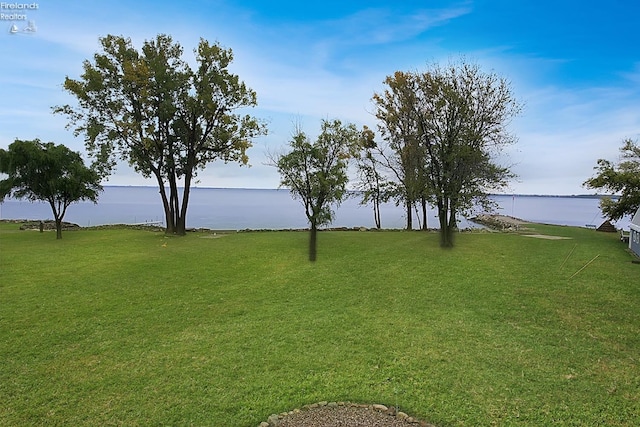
(584, 138, 640, 220)
(354, 126, 392, 229)
(274, 119, 359, 261)
(0, 139, 102, 239)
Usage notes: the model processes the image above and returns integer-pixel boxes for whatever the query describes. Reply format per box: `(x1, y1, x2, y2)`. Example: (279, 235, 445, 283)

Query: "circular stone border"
(258, 401, 436, 427)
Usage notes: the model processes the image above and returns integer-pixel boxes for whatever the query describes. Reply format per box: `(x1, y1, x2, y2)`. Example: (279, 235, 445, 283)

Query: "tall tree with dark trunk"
(583, 138, 640, 220)
(0, 139, 102, 239)
(274, 120, 359, 261)
(374, 61, 520, 247)
(416, 62, 519, 247)
(55, 34, 266, 235)
(372, 71, 427, 230)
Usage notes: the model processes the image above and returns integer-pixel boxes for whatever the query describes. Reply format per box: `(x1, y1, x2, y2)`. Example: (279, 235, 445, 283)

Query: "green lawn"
(1, 222, 639, 426)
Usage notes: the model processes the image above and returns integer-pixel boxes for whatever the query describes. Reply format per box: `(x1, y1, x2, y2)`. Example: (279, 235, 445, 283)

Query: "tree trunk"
(405, 198, 413, 230)
(373, 172, 382, 229)
(176, 171, 193, 236)
(154, 172, 175, 234)
(55, 217, 63, 240)
(437, 197, 454, 248)
(441, 226, 454, 248)
(176, 198, 187, 235)
(421, 196, 428, 230)
(373, 196, 381, 229)
(448, 206, 457, 230)
(438, 211, 448, 247)
(168, 172, 180, 235)
(309, 221, 318, 262)
(48, 200, 64, 239)
(161, 189, 175, 234)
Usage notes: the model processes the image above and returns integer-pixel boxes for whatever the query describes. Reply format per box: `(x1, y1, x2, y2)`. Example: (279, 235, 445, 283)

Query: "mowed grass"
(1, 222, 639, 426)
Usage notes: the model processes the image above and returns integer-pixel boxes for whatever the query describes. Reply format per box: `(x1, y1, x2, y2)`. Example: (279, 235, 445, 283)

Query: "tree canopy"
(0, 139, 102, 239)
(274, 119, 360, 261)
(584, 138, 640, 220)
(353, 126, 392, 229)
(55, 34, 266, 235)
(371, 71, 427, 231)
(373, 61, 520, 247)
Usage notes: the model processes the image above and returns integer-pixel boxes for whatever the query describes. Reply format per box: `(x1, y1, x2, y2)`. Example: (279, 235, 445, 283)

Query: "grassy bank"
(1, 223, 639, 425)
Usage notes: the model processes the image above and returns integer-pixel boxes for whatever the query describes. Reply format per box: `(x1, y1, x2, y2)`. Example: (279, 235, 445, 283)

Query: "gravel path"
(259, 402, 435, 427)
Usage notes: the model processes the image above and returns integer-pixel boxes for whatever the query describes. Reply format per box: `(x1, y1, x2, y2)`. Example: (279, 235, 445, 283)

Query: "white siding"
(631, 208, 640, 256)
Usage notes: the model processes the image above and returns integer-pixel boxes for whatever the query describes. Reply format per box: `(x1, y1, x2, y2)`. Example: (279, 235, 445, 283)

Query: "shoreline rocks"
(469, 214, 528, 231)
(16, 220, 80, 231)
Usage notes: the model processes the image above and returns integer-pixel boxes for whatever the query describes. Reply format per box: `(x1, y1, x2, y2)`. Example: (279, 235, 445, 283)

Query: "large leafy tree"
(0, 139, 102, 239)
(372, 71, 427, 230)
(374, 61, 520, 247)
(55, 34, 266, 235)
(584, 138, 640, 220)
(274, 119, 359, 261)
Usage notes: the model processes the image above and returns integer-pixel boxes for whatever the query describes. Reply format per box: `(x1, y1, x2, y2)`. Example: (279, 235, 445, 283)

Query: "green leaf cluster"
(0, 139, 102, 238)
(584, 139, 640, 220)
(372, 60, 521, 246)
(276, 120, 359, 228)
(54, 34, 266, 234)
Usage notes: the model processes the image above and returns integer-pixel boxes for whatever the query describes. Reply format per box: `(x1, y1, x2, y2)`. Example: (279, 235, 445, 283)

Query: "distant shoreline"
(97, 185, 619, 199)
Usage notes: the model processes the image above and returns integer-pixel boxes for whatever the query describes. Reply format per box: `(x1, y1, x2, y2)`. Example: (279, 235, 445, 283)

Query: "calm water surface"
(0, 187, 627, 230)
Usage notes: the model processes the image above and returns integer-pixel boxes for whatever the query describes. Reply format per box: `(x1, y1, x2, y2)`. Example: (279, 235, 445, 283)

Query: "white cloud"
(318, 6, 472, 46)
(3, 1, 638, 195)
(620, 62, 640, 85)
(505, 81, 640, 194)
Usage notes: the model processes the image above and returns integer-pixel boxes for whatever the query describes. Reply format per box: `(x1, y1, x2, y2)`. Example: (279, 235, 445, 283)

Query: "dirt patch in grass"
(523, 234, 572, 240)
(198, 233, 229, 239)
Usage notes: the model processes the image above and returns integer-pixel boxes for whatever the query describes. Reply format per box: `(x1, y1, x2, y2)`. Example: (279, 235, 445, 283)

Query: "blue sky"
(1, 0, 639, 194)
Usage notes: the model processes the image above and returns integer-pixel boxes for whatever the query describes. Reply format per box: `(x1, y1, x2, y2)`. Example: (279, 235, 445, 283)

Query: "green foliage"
(0, 139, 101, 238)
(275, 119, 360, 260)
(584, 139, 640, 220)
(354, 126, 394, 229)
(373, 60, 521, 246)
(54, 34, 266, 235)
(372, 71, 426, 230)
(1, 224, 638, 425)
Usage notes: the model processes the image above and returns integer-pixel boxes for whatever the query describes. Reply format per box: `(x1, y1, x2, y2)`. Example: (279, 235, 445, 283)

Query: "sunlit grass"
(1, 223, 639, 425)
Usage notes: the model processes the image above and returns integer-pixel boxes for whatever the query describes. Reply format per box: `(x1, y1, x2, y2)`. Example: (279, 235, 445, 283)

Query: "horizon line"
(98, 185, 618, 198)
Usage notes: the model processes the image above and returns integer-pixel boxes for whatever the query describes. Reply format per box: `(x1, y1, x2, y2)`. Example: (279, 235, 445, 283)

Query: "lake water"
(0, 186, 628, 230)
